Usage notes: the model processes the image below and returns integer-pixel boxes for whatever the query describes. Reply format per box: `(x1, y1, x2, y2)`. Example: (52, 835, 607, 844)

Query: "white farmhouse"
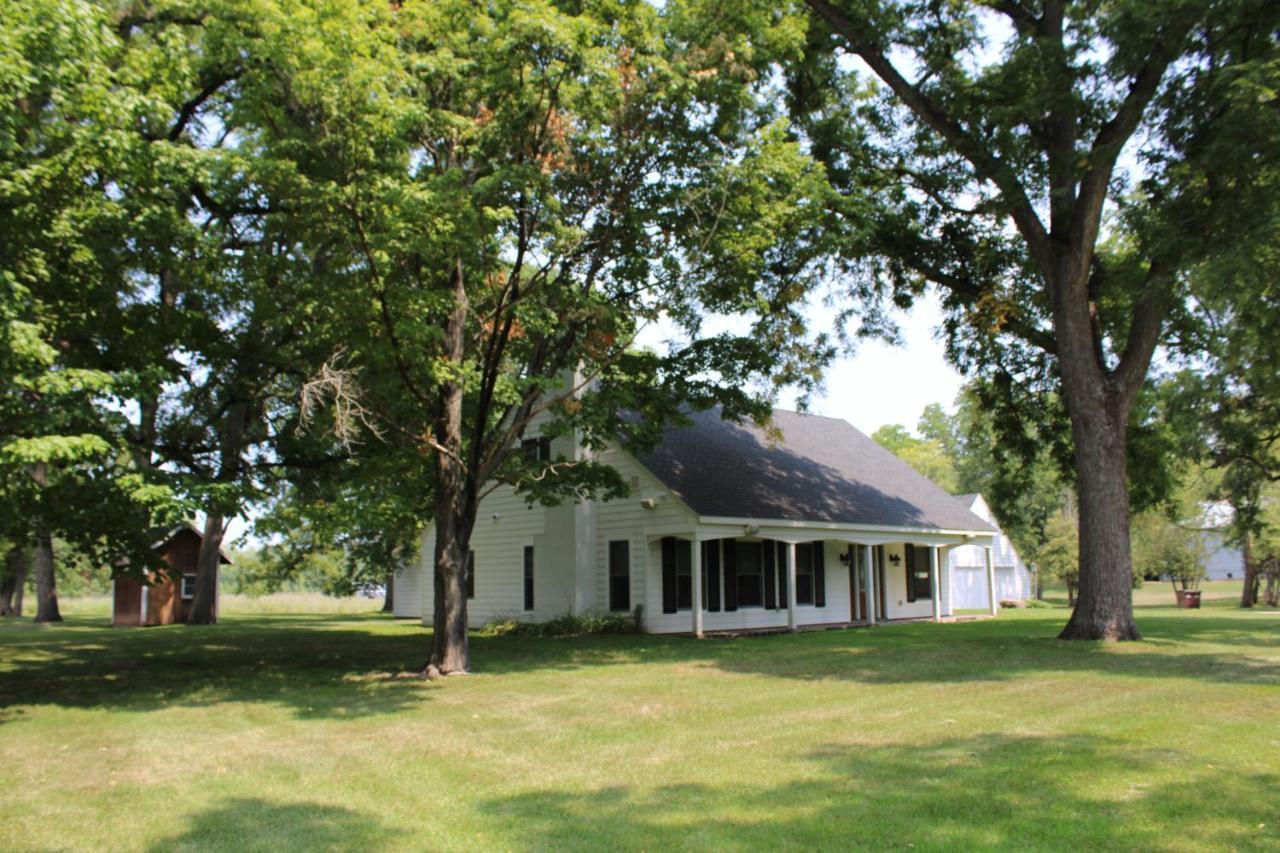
(395, 408, 1003, 635)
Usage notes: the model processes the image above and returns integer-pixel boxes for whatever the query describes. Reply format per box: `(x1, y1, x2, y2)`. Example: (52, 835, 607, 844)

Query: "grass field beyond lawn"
(0, 594, 1276, 851)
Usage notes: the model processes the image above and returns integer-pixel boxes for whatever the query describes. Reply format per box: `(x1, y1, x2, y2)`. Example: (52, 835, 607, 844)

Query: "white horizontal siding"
(592, 444, 696, 623)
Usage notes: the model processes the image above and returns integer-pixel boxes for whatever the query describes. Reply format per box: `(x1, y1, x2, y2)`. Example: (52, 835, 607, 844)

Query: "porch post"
(692, 537, 704, 638)
(985, 545, 999, 616)
(786, 541, 797, 632)
(863, 544, 877, 625)
(929, 546, 942, 622)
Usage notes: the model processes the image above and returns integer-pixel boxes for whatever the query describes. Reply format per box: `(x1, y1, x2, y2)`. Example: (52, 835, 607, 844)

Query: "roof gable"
(633, 409, 994, 532)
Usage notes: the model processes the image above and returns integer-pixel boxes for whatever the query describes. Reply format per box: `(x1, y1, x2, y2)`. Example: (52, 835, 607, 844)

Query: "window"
(180, 574, 197, 600)
(660, 537, 693, 613)
(466, 549, 476, 599)
(521, 436, 552, 462)
(609, 540, 630, 611)
(905, 545, 932, 601)
(523, 546, 534, 611)
(735, 541, 764, 607)
(796, 544, 815, 605)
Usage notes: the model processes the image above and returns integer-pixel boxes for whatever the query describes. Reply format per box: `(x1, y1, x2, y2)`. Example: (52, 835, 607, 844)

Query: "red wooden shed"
(112, 524, 231, 627)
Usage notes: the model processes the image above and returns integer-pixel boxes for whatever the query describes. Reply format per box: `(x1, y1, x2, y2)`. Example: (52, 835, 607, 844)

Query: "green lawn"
(1, 592, 1276, 851)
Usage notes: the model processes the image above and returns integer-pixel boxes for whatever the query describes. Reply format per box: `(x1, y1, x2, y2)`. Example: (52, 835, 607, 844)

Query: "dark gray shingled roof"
(633, 408, 995, 532)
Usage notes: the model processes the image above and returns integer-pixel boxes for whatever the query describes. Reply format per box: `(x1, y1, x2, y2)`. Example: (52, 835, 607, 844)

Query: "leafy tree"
(871, 423, 959, 492)
(1, 0, 184, 621)
(1039, 508, 1080, 606)
(270, 0, 837, 673)
(773, 0, 1280, 639)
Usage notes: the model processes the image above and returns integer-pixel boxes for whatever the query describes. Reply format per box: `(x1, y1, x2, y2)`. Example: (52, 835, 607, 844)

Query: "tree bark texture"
(1, 546, 27, 617)
(1240, 534, 1257, 608)
(428, 259, 475, 676)
(1056, 366, 1141, 640)
(187, 401, 248, 625)
(31, 462, 61, 623)
(187, 513, 224, 625)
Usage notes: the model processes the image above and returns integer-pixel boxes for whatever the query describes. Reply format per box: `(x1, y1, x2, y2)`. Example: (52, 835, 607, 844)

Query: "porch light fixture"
(888, 553, 902, 566)
(743, 524, 759, 536)
(838, 551, 852, 566)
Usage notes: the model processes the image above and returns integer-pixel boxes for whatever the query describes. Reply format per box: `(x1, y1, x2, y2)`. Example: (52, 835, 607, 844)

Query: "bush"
(1023, 598, 1053, 609)
(481, 607, 642, 638)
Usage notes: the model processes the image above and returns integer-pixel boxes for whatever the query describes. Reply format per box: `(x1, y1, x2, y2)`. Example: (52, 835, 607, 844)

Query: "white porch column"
(985, 545, 999, 616)
(851, 547, 862, 622)
(786, 541, 798, 631)
(692, 538, 704, 638)
(863, 544, 877, 625)
(929, 546, 942, 622)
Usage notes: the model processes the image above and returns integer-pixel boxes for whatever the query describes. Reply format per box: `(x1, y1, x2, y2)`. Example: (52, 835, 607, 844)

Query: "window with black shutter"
(609, 540, 630, 612)
(523, 546, 534, 611)
(661, 537, 693, 612)
(735, 541, 764, 607)
(796, 543, 815, 605)
(763, 542, 776, 609)
(905, 545, 932, 601)
(723, 539, 738, 611)
(702, 540, 721, 612)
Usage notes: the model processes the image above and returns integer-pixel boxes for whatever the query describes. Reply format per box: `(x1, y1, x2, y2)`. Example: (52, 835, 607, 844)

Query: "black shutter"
(814, 542, 826, 607)
(763, 541, 776, 609)
(662, 537, 677, 614)
(704, 541, 721, 612)
(723, 539, 738, 611)
(777, 542, 788, 608)
(904, 545, 916, 602)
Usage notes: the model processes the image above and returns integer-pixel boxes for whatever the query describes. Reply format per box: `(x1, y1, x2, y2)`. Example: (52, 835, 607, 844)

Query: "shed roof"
(632, 408, 995, 532)
(152, 523, 233, 565)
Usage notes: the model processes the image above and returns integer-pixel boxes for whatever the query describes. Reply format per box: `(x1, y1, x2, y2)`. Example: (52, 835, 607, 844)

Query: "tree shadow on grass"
(0, 614, 437, 723)
(147, 797, 398, 852)
(472, 614, 1280, 688)
(478, 733, 1278, 851)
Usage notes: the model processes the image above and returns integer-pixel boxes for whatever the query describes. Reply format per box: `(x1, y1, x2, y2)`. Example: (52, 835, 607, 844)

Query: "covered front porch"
(645, 518, 998, 637)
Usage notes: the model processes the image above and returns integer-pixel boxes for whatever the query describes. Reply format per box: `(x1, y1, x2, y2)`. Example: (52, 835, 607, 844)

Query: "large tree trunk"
(31, 462, 61, 624)
(381, 570, 394, 613)
(1057, 392, 1140, 640)
(187, 514, 224, 625)
(1, 546, 27, 617)
(1240, 534, 1257, 608)
(426, 259, 475, 676)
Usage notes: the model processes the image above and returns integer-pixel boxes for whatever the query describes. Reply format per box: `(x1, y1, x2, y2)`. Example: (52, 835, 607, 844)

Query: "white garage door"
(952, 567, 988, 609)
(996, 567, 1020, 601)
(952, 566, 1022, 609)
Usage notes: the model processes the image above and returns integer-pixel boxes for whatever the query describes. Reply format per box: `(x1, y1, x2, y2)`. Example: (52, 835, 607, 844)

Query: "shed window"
(609, 540, 630, 612)
(523, 546, 534, 611)
(180, 574, 196, 600)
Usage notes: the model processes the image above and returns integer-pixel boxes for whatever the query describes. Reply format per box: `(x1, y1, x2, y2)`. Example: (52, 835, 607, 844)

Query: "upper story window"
(521, 436, 551, 462)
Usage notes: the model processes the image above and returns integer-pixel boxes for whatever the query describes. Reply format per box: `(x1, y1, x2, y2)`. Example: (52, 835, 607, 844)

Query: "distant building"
(948, 494, 1033, 608)
(1194, 503, 1245, 581)
(112, 524, 231, 627)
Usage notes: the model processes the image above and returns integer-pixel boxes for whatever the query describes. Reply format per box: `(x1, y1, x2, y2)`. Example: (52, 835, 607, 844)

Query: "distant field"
(55, 592, 387, 618)
(1, 589, 1276, 851)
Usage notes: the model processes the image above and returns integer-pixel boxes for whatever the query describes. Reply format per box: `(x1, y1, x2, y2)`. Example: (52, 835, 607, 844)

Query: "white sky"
(780, 293, 964, 435)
